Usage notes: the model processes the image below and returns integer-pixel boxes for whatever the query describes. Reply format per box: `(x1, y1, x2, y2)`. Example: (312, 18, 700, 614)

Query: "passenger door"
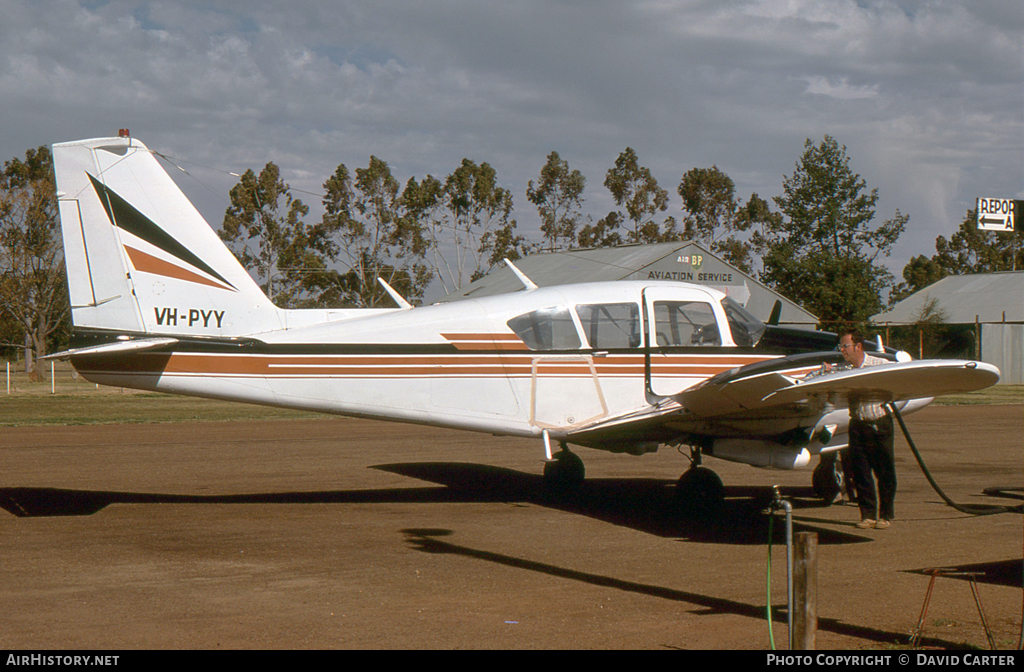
(642, 287, 729, 397)
(505, 305, 608, 430)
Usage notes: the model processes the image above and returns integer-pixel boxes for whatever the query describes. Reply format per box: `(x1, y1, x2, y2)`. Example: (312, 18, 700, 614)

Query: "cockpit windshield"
(507, 306, 581, 351)
(722, 297, 766, 347)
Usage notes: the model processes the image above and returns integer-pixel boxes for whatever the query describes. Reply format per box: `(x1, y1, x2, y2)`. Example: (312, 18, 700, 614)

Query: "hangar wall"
(872, 272, 1024, 385)
(982, 324, 1023, 385)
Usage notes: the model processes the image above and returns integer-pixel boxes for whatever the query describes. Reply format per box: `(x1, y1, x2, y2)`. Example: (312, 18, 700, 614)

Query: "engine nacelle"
(710, 439, 812, 470)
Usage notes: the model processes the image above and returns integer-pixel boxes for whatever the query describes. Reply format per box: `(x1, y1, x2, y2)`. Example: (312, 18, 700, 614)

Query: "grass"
(932, 385, 1024, 406)
(0, 393, 321, 426)
(0, 362, 321, 426)
(1, 360, 1021, 427)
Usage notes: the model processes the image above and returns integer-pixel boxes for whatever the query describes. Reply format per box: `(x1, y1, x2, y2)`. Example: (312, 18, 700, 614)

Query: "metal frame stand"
(909, 568, 996, 650)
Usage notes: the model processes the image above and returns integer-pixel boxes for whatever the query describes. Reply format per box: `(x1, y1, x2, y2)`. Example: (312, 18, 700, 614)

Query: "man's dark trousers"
(849, 414, 896, 521)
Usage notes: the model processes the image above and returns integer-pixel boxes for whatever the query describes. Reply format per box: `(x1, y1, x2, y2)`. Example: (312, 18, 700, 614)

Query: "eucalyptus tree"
(583, 147, 675, 246)
(677, 165, 779, 274)
(932, 208, 1023, 274)
(318, 158, 430, 308)
(410, 158, 523, 295)
(891, 206, 1023, 303)
(527, 151, 586, 251)
(219, 162, 316, 307)
(0, 146, 68, 375)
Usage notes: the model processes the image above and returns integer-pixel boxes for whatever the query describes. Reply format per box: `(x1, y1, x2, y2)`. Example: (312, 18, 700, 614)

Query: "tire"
(812, 455, 843, 504)
(675, 466, 725, 514)
(543, 451, 585, 493)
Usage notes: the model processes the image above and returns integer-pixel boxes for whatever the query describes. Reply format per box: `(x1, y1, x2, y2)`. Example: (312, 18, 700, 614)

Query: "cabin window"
(652, 301, 721, 346)
(575, 303, 641, 349)
(507, 306, 581, 351)
(721, 297, 765, 347)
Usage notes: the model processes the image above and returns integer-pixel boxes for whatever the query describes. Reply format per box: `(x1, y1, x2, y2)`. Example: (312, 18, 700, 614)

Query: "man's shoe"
(855, 518, 876, 529)
(875, 519, 891, 529)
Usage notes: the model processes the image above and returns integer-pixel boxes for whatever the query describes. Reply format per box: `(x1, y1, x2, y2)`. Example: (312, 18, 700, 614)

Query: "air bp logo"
(675, 254, 704, 269)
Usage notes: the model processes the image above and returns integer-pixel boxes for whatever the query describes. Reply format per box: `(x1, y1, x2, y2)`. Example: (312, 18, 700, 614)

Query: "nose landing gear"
(541, 431, 585, 493)
(543, 446, 586, 492)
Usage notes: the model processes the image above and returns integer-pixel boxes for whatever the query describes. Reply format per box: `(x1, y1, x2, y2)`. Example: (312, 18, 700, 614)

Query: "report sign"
(976, 197, 1015, 232)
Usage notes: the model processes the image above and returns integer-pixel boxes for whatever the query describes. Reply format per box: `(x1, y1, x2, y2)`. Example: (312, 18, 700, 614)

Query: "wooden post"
(975, 315, 980, 360)
(793, 531, 817, 650)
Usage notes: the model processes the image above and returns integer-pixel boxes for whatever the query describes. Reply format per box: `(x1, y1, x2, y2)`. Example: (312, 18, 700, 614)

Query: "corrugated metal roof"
(872, 271, 1024, 325)
(447, 242, 694, 299)
(434, 241, 819, 325)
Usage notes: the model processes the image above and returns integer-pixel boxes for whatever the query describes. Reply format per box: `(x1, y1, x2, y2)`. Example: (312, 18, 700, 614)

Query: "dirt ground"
(0, 404, 1020, 650)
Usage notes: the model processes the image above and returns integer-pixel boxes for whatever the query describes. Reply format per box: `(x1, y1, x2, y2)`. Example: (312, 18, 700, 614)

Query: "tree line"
(2, 136, 1021, 373)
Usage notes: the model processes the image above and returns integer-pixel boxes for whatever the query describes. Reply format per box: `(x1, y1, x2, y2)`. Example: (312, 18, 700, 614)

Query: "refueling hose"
(766, 404, 1022, 649)
(887, 402, 1023, 516)
(888, 401, 1023, 650)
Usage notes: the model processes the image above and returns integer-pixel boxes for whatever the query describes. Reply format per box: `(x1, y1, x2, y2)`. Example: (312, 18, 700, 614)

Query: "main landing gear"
(538, 432, 726, 514)
(543, 443, 585, 493)
(811, 452, 844, 505)
(675, 445, 725, 514)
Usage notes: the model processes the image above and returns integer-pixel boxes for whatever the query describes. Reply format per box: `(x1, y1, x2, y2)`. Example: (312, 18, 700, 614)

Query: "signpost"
(976, 197, 1016, 232)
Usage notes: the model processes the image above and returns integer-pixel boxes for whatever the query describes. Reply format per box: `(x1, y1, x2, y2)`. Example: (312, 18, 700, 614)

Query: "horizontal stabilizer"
(40, 337, 179, 361)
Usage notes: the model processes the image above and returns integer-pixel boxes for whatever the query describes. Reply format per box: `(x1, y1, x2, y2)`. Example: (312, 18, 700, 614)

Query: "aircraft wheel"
(812, 455, 843, 505)
(543, 450, 585, 493)
(675, 466, 724, 514)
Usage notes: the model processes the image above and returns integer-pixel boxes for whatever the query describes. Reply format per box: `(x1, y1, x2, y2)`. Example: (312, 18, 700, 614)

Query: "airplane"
(48, 134, 1001, 510)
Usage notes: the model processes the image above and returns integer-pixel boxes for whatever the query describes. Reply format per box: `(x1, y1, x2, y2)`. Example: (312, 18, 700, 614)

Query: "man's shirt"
(850, 352, 889, 422)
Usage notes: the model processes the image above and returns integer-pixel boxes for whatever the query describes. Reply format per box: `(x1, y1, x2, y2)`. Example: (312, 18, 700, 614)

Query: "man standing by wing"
(838, 329, 897, 530)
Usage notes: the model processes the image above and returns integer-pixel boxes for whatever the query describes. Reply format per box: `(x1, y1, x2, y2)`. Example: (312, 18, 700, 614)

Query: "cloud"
(0, 0, 1020, 283)
(803, 76, 878, 100)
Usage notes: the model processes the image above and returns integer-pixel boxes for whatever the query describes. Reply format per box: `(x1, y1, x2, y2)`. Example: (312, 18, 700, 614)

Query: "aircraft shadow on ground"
(0, 461, 866, 546)
(378, 462, 869, 545)
(398, 527, 966, 649)
(904, 559, 1024, 589)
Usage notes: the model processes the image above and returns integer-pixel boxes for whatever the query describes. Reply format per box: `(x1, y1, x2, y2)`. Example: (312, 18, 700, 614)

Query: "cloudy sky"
(2, 0, 1021, 295)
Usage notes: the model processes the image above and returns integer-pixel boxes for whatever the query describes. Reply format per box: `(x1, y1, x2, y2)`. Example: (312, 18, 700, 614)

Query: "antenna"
(504, 258, 538, 291)
(377, 278, 413, 309)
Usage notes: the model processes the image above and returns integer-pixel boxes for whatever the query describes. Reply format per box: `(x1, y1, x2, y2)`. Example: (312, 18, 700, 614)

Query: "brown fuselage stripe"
(443, 333, 530, 351)
(73, 351, 774, 378)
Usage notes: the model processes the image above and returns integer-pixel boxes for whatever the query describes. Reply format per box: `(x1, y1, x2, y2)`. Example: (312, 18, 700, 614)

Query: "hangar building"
(437, 241, 818, 326)
(871, 271, 1023, 384)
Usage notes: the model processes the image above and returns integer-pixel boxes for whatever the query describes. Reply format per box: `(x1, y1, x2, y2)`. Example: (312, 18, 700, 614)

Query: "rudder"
(52, 136, 283, 338)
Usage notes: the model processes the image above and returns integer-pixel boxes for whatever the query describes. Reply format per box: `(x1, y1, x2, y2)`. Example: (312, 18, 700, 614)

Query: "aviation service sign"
(976, 197, 1016, 232)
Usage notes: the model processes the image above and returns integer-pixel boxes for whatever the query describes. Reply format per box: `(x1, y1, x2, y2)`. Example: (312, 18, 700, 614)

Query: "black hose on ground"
(887, 402, 1022, 516)
(887, 402, 1023, 650)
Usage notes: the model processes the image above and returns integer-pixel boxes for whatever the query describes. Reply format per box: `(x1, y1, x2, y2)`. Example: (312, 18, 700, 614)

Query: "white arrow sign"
(976, 197, 1015, 232)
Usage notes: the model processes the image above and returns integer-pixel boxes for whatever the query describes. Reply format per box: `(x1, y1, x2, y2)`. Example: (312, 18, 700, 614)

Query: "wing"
(674, 357, 1000, 419)
(566, 354, 1000, 452)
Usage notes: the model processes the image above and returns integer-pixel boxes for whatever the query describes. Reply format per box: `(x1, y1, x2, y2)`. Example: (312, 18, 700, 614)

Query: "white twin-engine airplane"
(50, 135, 1000, 508)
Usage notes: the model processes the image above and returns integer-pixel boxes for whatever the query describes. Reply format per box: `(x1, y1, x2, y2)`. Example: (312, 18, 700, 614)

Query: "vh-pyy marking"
(154, 307, 225, 328)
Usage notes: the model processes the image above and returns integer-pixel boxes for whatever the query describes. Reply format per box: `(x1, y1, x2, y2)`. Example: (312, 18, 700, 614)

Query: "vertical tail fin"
(52, 136, 283, 337)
